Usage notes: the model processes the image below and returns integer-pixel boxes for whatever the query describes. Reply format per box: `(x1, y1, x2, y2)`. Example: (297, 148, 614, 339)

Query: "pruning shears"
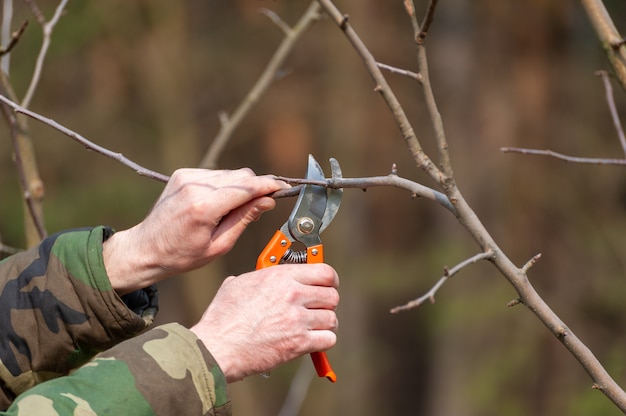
(256, 154, 343, 383)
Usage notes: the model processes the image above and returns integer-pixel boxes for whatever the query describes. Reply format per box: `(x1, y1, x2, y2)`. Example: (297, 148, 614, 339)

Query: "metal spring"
(280, 248, 308, 264)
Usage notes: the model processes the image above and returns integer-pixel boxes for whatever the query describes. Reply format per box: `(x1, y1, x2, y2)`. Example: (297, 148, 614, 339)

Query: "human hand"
(190, 263, 340, 382)
(104, 168, 287, 293)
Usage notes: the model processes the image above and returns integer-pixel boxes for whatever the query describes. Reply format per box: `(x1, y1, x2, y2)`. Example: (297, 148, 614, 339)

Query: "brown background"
(2, 1, 626, 415)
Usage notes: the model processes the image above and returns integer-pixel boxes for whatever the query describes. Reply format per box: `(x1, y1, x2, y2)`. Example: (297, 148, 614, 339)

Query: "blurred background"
(2, 0, 626, 414)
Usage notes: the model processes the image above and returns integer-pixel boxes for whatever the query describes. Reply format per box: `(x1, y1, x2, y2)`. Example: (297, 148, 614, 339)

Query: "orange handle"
(305, 243, 336, 382)
(257, 235, 337, 383)
(256, 230, 291, 269)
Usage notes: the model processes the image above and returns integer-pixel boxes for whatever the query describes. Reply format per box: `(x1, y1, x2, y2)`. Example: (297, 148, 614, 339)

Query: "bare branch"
(522, 253, 543, 273)
(1, 0, 13, 73)
(376, 62, 422, 82)
(0, 69, 46, 243)
(199, 1, 322, 169)
(403, 0, 419, 34)
(259, 7, 293, 37)
(580, 0, 626, 90)
(1, 111, 46, 239)
(403, 0, 453, 180)
(21, 0, 69, 108)
(0, 93, 171, 183)
(272, 174, 454, 212)
(390, 251, 494, 313)
(4, 108, 46, 239)
(22, 0, 45, 25)
(0, 19, 28, 58)
(595, 70, 626, 156)
(317, 0, 442, 184)
(416, 0, 438, 45)
(501, 147, 626, 166)
(321, 0, 626, 409)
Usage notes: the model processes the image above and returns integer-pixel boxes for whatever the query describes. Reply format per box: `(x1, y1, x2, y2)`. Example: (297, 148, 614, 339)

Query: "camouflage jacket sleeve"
(0, 226, 158, 408)
(3, 323, 232, 416)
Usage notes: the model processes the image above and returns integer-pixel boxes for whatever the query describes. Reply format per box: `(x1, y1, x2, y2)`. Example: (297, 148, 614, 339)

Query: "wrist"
(102, 226, 164, 294)
(189, 324, 243, 383)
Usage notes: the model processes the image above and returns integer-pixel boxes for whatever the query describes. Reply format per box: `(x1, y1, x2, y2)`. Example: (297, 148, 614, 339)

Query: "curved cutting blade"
(286, 155, 343, 245)
(287, 155, 328, 246)
(320, 157, 343, 234)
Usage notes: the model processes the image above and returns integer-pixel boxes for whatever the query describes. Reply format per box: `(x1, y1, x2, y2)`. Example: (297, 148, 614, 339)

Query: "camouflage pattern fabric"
(0, 227, 231, 415)
(5, 323, 231, 415)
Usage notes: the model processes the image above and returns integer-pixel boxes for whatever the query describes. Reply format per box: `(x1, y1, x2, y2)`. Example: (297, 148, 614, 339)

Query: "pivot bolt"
(297, 217, 315, 234)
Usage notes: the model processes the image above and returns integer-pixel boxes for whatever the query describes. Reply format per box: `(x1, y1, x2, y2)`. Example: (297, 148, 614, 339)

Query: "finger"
(305, 308, 339, 331)
(301, 286, 340, 310)
(282, 263, 339, 288)
(205, 176, 286, 218)
(307, 329, 338, 353)
(210, 196, 277, 254)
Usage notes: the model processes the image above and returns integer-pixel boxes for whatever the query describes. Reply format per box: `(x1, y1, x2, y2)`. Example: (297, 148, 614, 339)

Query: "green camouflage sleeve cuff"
(5, 323, 231, 416)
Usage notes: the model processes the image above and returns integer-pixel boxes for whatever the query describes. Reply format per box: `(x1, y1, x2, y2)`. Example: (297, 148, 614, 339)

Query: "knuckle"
(238, 167, 256, 177)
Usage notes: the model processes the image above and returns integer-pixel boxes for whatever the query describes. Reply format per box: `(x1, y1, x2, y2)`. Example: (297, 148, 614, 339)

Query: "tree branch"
(317, 0, 443, 185)
(0, 93, 170, 183)
(199, 1, 322, 169)
(0, 70, 46, 244)
(416, 0, 438, 45)
(404, 0, 454, 180)
(21, 0, 69, 108)
(596, 70, 626, 156)
(501, 71, 626, 166)
(390, 251, 494, 313)
(319, 0, 626, 410)
(580, 0, 626, 90)
(1, 0, 14, 73)
(500, 147, 626, 165)
(376, 62, 422, 82)
(0, 19, 28, 58)
(272, 173, 454, 212)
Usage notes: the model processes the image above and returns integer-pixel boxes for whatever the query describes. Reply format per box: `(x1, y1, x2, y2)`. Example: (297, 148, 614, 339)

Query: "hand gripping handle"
(257, 231, 337, 383)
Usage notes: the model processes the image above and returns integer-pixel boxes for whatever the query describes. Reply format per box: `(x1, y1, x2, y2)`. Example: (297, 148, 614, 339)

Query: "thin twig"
(416, 0, 438, 45)
(22, 0, 45, 25)
(390, 251, 494, 313)
(596, 70, 626, 156)
(501, 147, 626, 165)
(521, 253, 543, 273)
(0, 19, 28, 58)
(259, 7, 293, 37)
(0, 93, 171, 182)
(199, 1, 322, 169)
(406, 0, 453, 180)
(21, 0, 69, 108)
(376, 62, 422, 82)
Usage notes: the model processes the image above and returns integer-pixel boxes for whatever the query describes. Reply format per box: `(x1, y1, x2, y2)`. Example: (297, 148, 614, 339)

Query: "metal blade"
(287, 155, 328, 245)
(320, 157, 343, 234)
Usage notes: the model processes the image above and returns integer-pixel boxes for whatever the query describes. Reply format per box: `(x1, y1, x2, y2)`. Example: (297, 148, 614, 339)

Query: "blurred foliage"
(2, 0, 626, 415)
